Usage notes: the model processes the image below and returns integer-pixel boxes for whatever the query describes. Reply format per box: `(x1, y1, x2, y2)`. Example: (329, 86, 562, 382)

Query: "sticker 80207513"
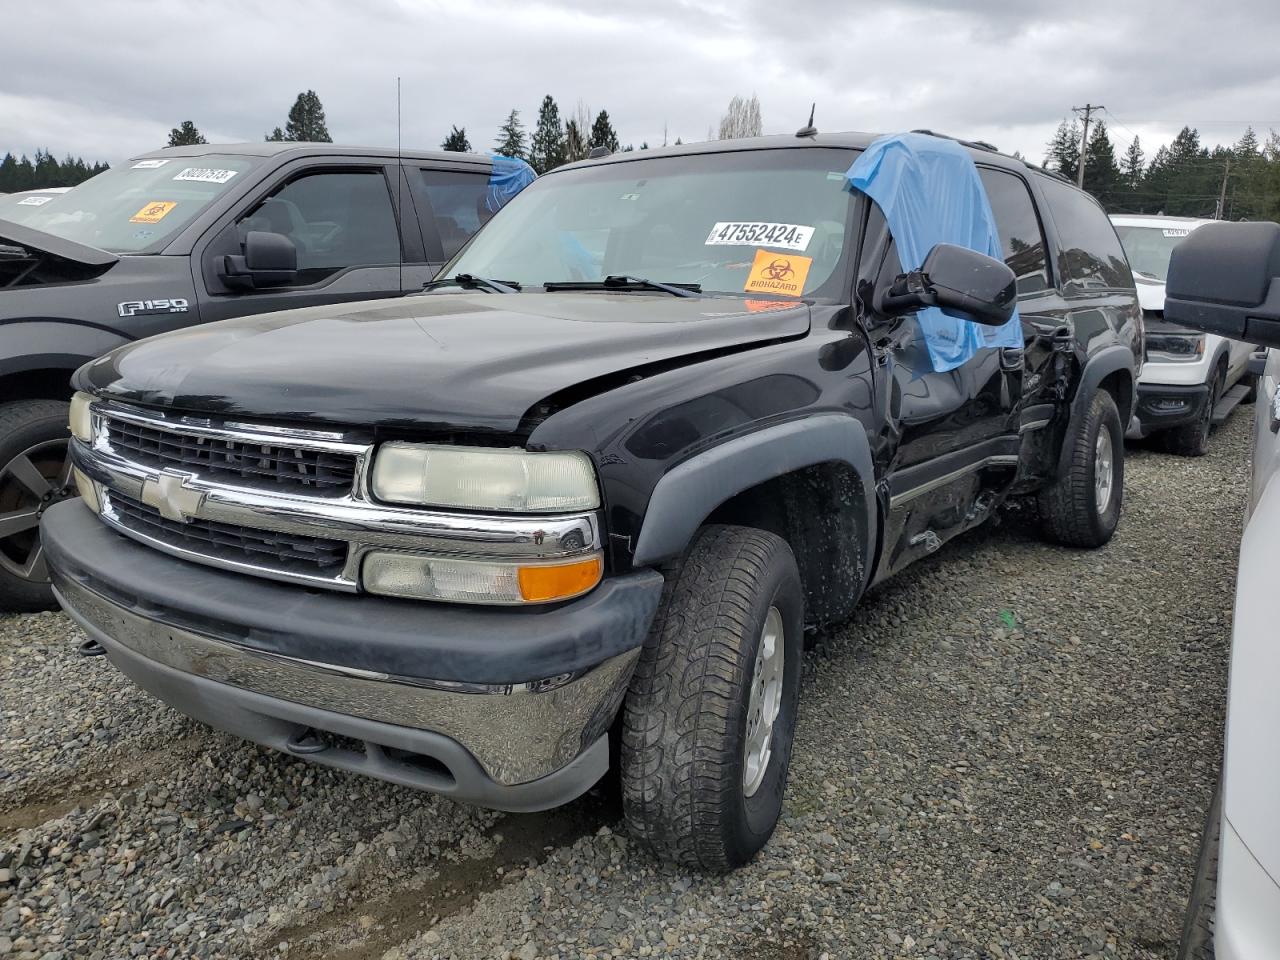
(129, 201, 177, 224)
(743, 249, 813, 297)
(16, 195, 53, 206)
(173, 167, 238, 185)
(706, 222, 814, 252)
(132, 159, 172, 169)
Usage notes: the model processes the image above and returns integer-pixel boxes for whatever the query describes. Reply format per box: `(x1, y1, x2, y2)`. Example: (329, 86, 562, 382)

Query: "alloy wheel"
(743, 605, 785, 798)
(0, 439, 75, 583)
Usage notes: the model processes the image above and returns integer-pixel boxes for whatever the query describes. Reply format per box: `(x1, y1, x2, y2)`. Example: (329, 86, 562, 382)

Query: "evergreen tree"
(0, 150, 107, 192)
(588, 110, 620, 153)
(1083, 120, 1121, 206)
(265, 127, 286, 142)
(1121, 136, 1144, 189)
(1044, 119, 1080, 181)
(167, 121, 207, 147)
(493, 109, 526, 158)
(265, 90, 331, 143)
(528, 95, 566, 174)
(1236, 126, 1260, 158)
(441, 125, 471, 152)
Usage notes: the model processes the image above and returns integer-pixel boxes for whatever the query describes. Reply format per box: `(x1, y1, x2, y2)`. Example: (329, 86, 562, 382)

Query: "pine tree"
(1121, 136, 1144, 188)
(266, 90, 331, 143)
(1236, 126, 1260, 158)
(493, 109, 526, 158)
(1083, 120, 1121, 206)
(528, 95, 566, 174)
(441, 125, 471, 152)
(588, 110, 620, 153)
(1044, 119, 1081, 181)
(167, 121, 207, 147)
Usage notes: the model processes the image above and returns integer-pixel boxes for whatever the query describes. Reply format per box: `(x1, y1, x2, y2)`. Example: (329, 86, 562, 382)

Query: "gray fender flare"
(1058, 344, 1136, 478)
(631, 413, 878, 572)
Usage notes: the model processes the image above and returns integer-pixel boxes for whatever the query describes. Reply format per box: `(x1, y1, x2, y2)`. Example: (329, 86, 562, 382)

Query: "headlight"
(1145, 332, 1204, 362)
(371, 443, 600, 512)
(362, 551, 603, 604)
(69, 391, 94, 442)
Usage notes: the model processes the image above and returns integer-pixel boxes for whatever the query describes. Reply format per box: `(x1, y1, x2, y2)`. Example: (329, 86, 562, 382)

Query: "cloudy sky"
(3, 0, 1278, 167)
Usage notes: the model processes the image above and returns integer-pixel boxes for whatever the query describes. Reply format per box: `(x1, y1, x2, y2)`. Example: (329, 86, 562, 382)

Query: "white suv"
(1112, 214, 1255, 455)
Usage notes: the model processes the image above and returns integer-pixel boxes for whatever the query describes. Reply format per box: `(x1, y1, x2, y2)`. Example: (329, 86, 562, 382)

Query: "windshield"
(0, 154, 263, 254)
(1112, 223, 1199, 282)
(445, 147, 860, 300)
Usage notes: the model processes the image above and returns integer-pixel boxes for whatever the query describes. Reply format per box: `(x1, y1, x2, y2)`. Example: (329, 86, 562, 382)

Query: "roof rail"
(910, 129, 1000, 154)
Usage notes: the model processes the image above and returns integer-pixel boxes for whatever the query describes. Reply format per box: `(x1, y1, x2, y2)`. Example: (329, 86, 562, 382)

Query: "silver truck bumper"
(54, 573, 641, 810)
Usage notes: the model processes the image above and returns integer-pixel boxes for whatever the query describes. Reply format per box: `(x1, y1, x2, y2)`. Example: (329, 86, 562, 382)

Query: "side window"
(1038, 177, 1133, 293)
(239, 169, 400, 283)
(978, 168, 1050, 295)
(419, 169, 490, 259)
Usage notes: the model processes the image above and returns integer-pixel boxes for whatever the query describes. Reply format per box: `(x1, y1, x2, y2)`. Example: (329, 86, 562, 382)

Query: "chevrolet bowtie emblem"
(139, 471, 206, 523)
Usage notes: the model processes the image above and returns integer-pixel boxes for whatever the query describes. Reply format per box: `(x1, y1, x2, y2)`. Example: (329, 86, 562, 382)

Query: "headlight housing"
(69, 391, 95, 442)
(362, 551, 603, 604)
(371, 443, 600, 513)
(1145, 332, 1205, 362)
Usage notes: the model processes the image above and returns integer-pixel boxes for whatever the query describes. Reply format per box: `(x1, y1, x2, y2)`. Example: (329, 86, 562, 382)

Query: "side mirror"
(220, 230, 298, 290)
(876, 243, 1017, 327)
(1165, 221, 1280, 348)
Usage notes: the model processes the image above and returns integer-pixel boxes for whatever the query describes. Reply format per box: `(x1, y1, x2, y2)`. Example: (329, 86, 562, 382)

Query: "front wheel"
(0, 400, 76, 611)
(1161, 366, 1222, 458)
(1037, 390, 1124, 548)
(620, 524, 804, 871)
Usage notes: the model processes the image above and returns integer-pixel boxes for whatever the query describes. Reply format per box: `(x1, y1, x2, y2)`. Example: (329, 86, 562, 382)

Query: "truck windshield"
(1112, 224, 1198, 282)
(0, 154, 262, 254)
(445, 147, 860, 300)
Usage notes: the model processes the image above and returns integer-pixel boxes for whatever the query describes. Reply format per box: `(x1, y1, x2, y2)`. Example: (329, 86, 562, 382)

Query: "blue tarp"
(846, 133, 1022, 373)
(486, 155, 536, 213)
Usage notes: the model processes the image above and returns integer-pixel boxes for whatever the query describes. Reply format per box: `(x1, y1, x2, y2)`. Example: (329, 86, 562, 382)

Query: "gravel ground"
(0, 413, 1249, 960)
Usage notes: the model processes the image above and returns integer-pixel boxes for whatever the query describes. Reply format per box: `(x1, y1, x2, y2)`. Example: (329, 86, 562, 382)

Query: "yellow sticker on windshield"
(129, 201, 176, 224)
(743, 249, 812, 296)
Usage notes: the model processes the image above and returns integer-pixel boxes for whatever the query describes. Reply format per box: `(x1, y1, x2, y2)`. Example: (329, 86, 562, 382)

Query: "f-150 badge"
(117, 298, 189, 318)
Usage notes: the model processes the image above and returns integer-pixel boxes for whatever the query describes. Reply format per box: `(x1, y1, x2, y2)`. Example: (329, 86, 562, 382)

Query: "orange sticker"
(743, 249, 812, 297)
(129, 201, 177, 224)
(743, 299, 796, 312)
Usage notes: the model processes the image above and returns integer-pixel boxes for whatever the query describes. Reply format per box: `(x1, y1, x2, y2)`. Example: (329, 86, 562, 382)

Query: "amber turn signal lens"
(517, 556, 603, 602)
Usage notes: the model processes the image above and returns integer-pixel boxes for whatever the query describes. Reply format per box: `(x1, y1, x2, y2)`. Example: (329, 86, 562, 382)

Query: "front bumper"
(1217, 818, 1280, 960)
(43, 499, 663, 811)
(1126, 382, 1210, 438)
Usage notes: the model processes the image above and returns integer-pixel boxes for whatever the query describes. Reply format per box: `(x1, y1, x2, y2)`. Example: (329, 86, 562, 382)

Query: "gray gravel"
(1, 413, 1248, 960)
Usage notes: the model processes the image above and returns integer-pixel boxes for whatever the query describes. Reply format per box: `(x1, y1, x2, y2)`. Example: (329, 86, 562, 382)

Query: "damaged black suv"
(43, 132, 1140, 870)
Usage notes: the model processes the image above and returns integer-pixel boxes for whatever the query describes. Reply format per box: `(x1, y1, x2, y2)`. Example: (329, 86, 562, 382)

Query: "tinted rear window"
(1039, 177, 1133, 292)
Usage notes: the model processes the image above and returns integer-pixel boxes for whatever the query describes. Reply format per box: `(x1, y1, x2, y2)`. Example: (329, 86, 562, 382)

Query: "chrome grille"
(104, 415, 357, 495)
(106, 491, 348, 578)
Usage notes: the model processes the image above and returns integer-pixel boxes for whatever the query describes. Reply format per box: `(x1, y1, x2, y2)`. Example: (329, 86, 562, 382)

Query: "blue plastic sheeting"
(846, 133, 1022, 373)
(486, 155, 536, 213)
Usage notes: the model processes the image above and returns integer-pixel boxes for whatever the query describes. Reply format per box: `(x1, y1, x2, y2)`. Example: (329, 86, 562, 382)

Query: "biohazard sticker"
(1162, 228, 1190, 238)
(173, 167, 237, 184)
(132, 159, 171, 169)
(129, 201, 177, 224)
(743, 250, 812, 296)
(16, 195, 53, 206)
(706, 221, 814, 251)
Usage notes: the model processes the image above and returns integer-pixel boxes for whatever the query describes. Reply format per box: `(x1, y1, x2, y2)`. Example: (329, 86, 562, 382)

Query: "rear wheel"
(1162, 365, 1222, 458)
(1037, 390, 1123, 548)
(0, 400, 76, 611)
(620, 524, 804, 871)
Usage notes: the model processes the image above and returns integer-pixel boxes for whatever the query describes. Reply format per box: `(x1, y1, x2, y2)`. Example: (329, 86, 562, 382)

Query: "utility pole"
(1215, 155, 1231, 219)
(1072, 103, 1104, 189)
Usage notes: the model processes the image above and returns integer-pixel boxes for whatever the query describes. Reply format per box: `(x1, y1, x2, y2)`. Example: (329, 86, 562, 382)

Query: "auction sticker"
(173, 167, 238, 184)
(132, 159, 171, 169)
(743, 249, 812, 296)
(706, 221, 814, 251)
(1162, 228, 1190, 237)
(129, 201, 177, 223)
(16, 195, 53, 206)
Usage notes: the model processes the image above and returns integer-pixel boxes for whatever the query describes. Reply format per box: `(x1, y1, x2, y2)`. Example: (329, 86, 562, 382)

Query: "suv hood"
(81, 292, 810, 434)
(1134, 274, 1166, 313)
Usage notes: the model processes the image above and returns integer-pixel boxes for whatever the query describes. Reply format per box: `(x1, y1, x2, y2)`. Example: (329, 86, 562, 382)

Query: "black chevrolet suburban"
(0, 142, 530, 608)
(43, 132, 1141, 870)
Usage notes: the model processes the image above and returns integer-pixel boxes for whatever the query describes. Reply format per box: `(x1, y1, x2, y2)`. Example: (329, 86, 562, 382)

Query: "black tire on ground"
(1177, 785, 1221, 960)
(1161, 366, 1223, 458)
(0, 399, 73, 612)
(619, 524, 804, 872)
(1037, 390, 1124, 548)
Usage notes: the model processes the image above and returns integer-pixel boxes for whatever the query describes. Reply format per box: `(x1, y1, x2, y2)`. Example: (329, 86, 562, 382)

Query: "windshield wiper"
(544, 275, 701, 298)
(423, 273, 520, 294)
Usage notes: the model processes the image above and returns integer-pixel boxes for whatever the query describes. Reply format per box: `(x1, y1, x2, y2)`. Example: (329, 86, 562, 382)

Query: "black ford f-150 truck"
(0, 142, 531, 609)
(43, 131, 1140, 870)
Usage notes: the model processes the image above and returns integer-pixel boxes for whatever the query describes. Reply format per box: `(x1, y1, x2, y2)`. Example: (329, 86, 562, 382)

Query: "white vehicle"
(1112, 214, 1255, 455)
(1163, 220, 1280, 960)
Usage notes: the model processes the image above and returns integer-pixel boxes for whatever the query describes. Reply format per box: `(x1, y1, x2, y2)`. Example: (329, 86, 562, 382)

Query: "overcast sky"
(3, 0, 1278, 168)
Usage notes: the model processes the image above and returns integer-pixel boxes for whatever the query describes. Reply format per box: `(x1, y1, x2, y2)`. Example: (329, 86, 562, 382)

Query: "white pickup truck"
(1112, 214, 1255, 455)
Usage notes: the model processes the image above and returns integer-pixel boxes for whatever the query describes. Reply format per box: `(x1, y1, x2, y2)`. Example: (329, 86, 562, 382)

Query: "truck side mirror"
(220, 230, 298, 290)
(876, 243, 1017, 327)
(1165, 221, 1280, 348)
